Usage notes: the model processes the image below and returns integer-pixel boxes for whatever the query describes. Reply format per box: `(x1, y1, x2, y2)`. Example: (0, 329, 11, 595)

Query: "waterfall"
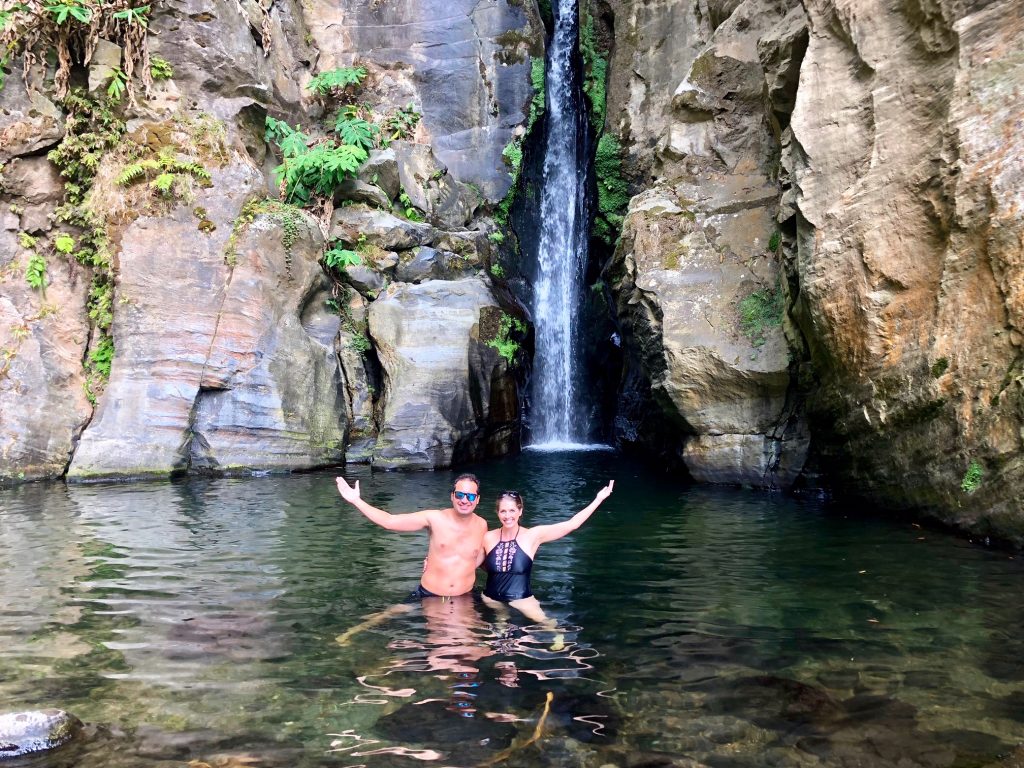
(530, 0, 591, 448)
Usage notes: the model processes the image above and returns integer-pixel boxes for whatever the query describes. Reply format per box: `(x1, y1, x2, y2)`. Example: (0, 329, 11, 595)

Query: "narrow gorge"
(1, 0, 1022, 543)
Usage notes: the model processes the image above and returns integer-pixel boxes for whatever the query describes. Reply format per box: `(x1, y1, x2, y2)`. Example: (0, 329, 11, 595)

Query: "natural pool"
(2, 449, 1023, 767)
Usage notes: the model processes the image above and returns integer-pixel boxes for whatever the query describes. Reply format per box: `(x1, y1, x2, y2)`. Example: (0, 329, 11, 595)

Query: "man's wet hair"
(453, 472, 480, 492)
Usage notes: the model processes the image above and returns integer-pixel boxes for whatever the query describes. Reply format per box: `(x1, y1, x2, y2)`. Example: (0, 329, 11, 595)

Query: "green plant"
(961, 460, 983, 493)
(398, 190, 423, 222)
(324, 242, 361, 271)
(149, 56, 173, 80)
(528, 56, 545, 130)
(580, 12, 608, 131)
(593, 133, 628, 244)
(334, 113, 378, 152)
(768, 230, 781, 253)
(382, 103, 421, 144)
(25, 254, 47, 290)
(307, 66, 367, 96)
(738, 285, 784, 347)
(106, 66, 127, 101)
(487, 312, 526, 364)
(53, 233, 75, 253)
(18, 231, 37, 249)
(265, 116, 367, 204)
(88, 334, 114, 377)
(931, 357, 949, 378)
(47, 90, 125, 205)
(490, 263, 505, 278)
(116, 148, 211, 196)
(488, 231, 504, 244)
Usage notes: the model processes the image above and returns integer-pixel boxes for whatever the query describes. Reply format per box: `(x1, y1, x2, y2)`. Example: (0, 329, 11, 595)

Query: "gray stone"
(358, 148, 401, 200)
(344, 264, 385, 296)
(0, 63, 64, 162)
(336, 178, 392, 210)
(0, 709, 82, 757)
(368, 278, 518, 469)
(302, 0, 543, 202)
(87, 38, 123, 95)
(392, 141, 481, 228)
(330, 204, 436, 251)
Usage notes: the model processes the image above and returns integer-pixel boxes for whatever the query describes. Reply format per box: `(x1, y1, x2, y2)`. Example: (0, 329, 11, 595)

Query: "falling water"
(531, 0, 591, 447)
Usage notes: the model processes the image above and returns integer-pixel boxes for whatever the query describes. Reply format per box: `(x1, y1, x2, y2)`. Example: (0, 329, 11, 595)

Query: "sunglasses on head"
(499, 490, 521, 499)
(453, 491, 479, 502)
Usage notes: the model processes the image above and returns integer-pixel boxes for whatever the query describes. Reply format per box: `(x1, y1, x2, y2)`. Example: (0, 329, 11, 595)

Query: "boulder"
(368, 278, 519, 469)
(358, 149, 401, 201)
(330, 204, 436, 251)
(392, 141, 481, 228)
(336, 178, 391, 210)
(0, 709, 82, 758)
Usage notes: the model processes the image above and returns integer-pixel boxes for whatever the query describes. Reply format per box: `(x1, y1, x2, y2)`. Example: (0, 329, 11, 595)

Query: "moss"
(529, 56, 546, 130)
(931, 357, 949, 378)
(738, 284, 784, 347)
(593, 134, 629, 245)
(580, 12, 608, 131)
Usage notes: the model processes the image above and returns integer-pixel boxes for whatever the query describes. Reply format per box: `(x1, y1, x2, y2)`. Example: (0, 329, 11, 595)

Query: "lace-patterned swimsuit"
(483, 530, 534, 602)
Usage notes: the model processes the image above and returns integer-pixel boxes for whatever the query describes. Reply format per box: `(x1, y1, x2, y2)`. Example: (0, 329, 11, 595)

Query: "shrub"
(487, 312, 527, 364)
(961, 460, 983, 493)
(324, 243, 361, 272)
(307, 66, 367, 96)
(739, 285, 784, 347)
(25, 254, 47, 290)
(265, 117, 367, 204)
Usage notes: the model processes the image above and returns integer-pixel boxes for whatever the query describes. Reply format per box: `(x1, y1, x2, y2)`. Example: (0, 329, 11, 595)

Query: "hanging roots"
(1, 0, 155, 103)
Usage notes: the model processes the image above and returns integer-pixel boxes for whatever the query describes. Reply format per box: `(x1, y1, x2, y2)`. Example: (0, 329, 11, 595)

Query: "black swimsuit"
(483, 530, 534, 602)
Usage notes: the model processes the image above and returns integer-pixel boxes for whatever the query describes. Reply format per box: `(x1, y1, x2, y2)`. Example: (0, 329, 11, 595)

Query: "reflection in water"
(2, 452, 1024, 767)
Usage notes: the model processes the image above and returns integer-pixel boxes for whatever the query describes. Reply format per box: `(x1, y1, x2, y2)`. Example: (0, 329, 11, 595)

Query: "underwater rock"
(0, 709, 82, 758)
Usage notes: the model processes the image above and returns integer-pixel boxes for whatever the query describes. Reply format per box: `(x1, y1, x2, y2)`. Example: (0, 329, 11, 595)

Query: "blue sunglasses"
(453, 491, 479, 502)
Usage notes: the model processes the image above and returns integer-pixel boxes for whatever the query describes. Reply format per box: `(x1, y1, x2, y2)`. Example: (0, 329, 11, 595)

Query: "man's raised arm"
(335, 477, 431, 532)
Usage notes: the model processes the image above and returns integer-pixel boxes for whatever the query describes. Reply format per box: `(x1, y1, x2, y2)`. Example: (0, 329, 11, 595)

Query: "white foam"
(525, 442, 615, 453)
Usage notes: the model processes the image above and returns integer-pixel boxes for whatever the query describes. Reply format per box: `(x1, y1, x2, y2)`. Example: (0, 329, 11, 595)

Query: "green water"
(1, 450, 1022, 767)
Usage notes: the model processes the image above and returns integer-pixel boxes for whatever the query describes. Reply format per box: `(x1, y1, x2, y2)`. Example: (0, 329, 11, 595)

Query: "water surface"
(2, 451, 1023, 767)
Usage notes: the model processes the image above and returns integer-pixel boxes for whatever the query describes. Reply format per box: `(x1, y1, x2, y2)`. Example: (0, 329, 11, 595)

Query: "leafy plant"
(45, 0, 91, 24)
(334, 114, 378, 152)
(528, 56, 545, 130)
(54, 233, 75, 253)
(307, 66, 367, 96)
(106, 66, 127, 101)
(488, 231, 504, 244)
(961, 460, 983, 493)
(489, 263, 505, 278)
(397, 190, 423, 222)
(149, 56, 173, 80)
(487, 313, 526, 364)
(382, 103, 421, 144)
(25, 254, 47, 290)
(768, 230, 781, 253)
(112, 4, 148, 26)
(88, 334, 114, 377)
(116, 149, 211, 196)
(18, 231, 37, 249)
(324, 242, 361, 271)
(265, 117, 368, 204)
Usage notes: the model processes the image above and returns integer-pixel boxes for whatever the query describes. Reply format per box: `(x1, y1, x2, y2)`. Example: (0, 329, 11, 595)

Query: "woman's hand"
(595, 480, 614, 502)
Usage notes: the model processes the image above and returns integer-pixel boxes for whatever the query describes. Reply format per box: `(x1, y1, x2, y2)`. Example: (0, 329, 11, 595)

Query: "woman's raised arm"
(532, 480, 614, 545)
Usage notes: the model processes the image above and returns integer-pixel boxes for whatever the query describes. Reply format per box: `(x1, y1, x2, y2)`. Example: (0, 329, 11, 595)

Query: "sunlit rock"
(0, 709, 82, 758)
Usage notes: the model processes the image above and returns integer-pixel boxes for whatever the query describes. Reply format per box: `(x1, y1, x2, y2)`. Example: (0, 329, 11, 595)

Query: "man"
(335, 473, 488, 598)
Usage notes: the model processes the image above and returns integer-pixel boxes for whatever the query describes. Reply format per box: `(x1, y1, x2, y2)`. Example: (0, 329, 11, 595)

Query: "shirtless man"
(335, 472, 488, 597)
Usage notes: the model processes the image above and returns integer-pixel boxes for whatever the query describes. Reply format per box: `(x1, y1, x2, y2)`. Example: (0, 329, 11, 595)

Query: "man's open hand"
(336, 477, 361, 503)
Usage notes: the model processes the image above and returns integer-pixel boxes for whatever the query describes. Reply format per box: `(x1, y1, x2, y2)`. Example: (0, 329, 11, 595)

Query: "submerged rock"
(0, 709, 82, 758)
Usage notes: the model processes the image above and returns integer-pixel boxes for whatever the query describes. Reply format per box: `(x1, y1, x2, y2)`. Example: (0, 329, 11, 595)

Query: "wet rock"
(0, 709, 82, 757)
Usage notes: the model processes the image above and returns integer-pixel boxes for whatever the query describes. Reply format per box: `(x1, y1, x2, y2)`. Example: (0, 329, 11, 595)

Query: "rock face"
(304, 0, 543, 202)
(0, 709, 82, 757)
(787, 0, 1024, 536)
(68, 160, 348, 479)
(369, 278, 519, 469)
(606, 0, 809, 487)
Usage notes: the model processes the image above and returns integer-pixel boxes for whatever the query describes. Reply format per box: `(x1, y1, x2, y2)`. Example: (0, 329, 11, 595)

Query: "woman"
(481, 481, 614, 624)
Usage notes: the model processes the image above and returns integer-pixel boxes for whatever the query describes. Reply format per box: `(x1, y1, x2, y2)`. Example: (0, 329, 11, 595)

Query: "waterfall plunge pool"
(2, 450, 1023, 767)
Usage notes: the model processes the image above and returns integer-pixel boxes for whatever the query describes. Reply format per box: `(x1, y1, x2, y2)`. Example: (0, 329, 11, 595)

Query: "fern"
(116, 151, 210, 196)
(307, 66, 367, 96)
(334, 115, 377, 151)
(324, 244, 361, 271)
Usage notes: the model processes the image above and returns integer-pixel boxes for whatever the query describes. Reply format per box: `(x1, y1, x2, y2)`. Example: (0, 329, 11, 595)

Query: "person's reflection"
(419, 594, 493, 716)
